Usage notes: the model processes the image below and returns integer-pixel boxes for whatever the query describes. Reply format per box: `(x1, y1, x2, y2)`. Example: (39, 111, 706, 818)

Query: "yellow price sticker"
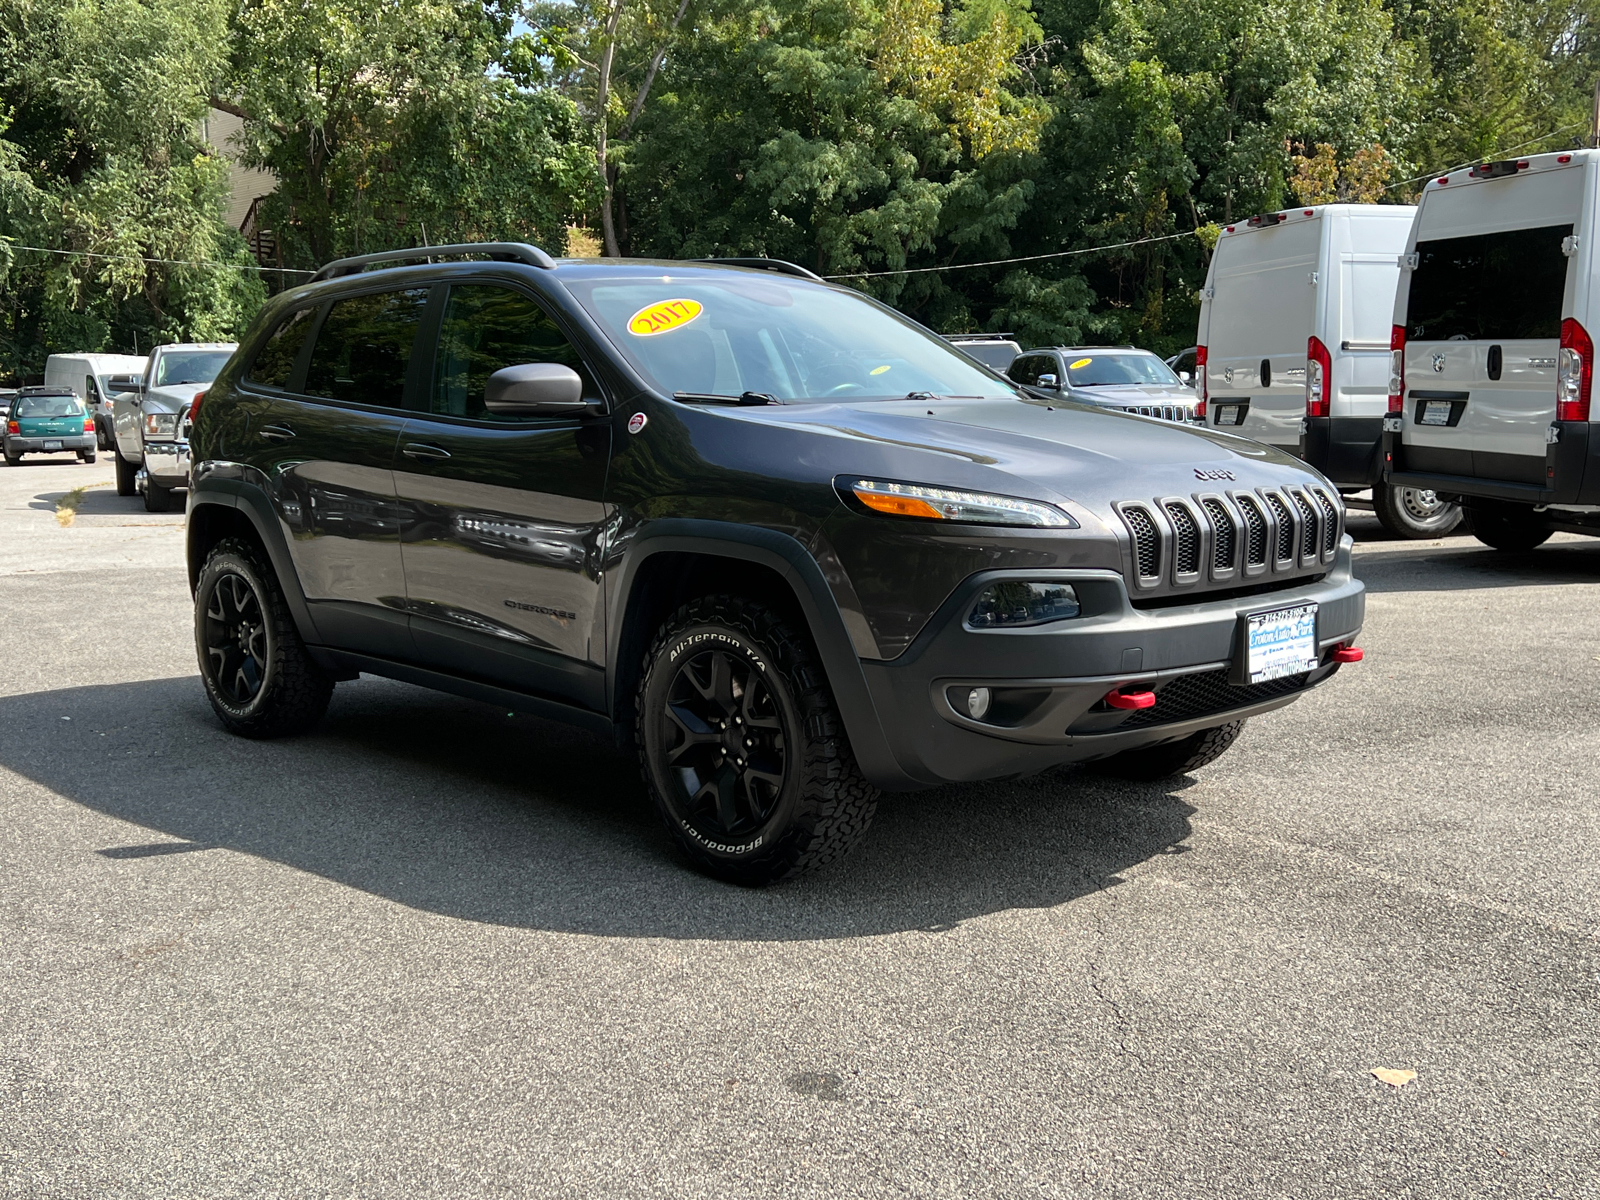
(1069, 357, 1093, 369)
(870, 365, 892, 375)
(628, 298, 704, 336)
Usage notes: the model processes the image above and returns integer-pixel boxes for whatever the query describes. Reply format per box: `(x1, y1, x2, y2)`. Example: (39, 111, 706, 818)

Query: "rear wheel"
(3, 449, 18, 466)
(114, 447, 136, 496)
(78, 449, 97, 464)
(1092, 721, 1245, 781)
(195, 538, 334, 737)
(1372, 484, 1462, 538)
(636, 595, 877, 885)
(1469, 503, 1552, 552)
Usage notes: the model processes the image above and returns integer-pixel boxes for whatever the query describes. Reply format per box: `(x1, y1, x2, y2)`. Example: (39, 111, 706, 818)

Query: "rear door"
(1401, 167, 1583, 483)
(1207, 218, 1321, 449)
(394, 279, 612, 711)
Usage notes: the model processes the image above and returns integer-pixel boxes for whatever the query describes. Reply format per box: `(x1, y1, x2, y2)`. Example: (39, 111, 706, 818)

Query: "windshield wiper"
(673, 391, 783, 406)
(904, 392, 986, 401)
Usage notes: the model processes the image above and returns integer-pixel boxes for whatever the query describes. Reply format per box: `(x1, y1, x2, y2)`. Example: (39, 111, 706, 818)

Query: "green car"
(3, 387, 97, 466)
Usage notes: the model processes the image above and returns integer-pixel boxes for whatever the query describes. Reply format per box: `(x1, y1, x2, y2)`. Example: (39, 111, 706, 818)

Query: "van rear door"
(1205, 218, 1320, 450)
(1401, 167, 1583, 485)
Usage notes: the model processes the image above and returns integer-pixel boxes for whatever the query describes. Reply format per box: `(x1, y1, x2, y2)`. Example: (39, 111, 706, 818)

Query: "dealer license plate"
(42, 440, 62, 451)
(1420, 400, 1453, 426)
(1215, 405, 1244, 426)
(1244, 603, 1319, 684)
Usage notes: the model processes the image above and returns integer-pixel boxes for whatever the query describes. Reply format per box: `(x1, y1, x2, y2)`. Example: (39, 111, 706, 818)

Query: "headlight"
(143, 412, 178, 438)
(846, 479, 1077, 528)
(967, 581, 1081, 628)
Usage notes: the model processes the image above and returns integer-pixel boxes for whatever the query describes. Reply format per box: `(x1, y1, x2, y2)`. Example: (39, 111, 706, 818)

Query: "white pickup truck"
(108, 342, 236, 511)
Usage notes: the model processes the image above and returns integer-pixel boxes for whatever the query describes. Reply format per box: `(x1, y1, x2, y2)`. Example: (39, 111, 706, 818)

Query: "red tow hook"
(1105, 687, 1157, 711)
(1331, 643, 1364, 664)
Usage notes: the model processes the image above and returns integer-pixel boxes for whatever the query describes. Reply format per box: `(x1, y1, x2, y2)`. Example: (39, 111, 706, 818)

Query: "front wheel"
(636, 595, 878, 885)
(143, 480, 173, 512)
(1470, 504, 1552, 552)
(195, 538, 334, 737)
(1092, 721, 1245, 781)
(1372, 484, 1462, 538)
(114, 447, 136, 496)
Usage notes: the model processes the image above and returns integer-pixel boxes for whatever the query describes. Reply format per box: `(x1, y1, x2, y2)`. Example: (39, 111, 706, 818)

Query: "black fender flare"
(187, 475, 321, 645)
(607, 520, 915, 790)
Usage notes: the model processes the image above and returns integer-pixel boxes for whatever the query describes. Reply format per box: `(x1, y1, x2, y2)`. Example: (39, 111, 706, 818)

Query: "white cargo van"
(44, 352, 146, 451)
(1197, 203, 1460, 537)
(1384, 151, 1600, 550)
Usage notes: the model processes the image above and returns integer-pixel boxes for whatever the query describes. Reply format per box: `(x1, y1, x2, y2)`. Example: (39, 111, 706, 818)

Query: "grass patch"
(55, 482, 108, 527)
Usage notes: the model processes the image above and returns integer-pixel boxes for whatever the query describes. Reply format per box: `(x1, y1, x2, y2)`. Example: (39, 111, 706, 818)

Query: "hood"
(1068, 383, 1198, 408)
(692, 394, 1329, 525)
(141, 381, 205, 413)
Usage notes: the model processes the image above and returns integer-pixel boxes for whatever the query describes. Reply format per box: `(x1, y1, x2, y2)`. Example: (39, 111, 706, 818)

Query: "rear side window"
(1406, 223, 1572, 341)
(247, 307, 317, 388)
(304, 288, 429, 406)
(430, 284, 595, 420)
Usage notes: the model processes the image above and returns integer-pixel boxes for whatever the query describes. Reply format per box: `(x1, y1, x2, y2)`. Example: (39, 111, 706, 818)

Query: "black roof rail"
(687, 257, 824, 282)
(311, 242, 557, 283)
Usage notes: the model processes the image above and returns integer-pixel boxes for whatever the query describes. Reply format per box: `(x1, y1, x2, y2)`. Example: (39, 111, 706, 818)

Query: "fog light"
(967, 581, 1080, 628)
(966, 687, 992, 719)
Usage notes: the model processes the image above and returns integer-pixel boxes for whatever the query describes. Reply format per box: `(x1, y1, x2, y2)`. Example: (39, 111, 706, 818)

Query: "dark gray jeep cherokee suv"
(187, 243, 1366, 884)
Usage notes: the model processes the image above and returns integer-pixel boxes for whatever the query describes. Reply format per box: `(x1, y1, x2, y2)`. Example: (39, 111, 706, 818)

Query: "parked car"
(110, 342, 236, 511)
(43, 351, 146, 451)
(1195, 203, 1458, 538)
(187, 243, 1365, 884)
(1166, 347, 1198, 384)
(1008, 346, 1201, 423)
(3, 386, 97, 465)
(0, 389, 15, 419)
(944, 333, 1022, 373)
(1384, 151, 1600, 550)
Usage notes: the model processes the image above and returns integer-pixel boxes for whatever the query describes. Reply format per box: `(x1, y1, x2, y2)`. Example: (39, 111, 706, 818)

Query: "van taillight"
(1195, 345, 1208, 416)
(1388, 325, 1406, 414)
(1306, 336, 1332, 417)
(1558, 318, 1593, 421)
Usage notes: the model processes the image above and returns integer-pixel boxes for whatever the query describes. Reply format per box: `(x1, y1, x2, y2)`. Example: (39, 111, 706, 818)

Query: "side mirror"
(108, 374, 145, 395)
(483, 363, 586, 415)
(1036, 372, 1059, 390)
(1178, 370, 1193, 384)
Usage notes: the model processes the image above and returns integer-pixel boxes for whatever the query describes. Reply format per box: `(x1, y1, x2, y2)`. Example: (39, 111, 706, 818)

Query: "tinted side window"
(304, 288, 429, 406)
(431, 284, 595, 421)
(247, 307, 318, 388)
(1406, 223, 1573, 341)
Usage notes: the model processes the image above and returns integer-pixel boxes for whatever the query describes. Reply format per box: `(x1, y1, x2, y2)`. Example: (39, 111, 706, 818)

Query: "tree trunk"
(596, 0, 626, 257)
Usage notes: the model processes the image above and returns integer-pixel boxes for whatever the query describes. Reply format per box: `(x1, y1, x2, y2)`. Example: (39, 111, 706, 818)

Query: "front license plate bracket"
(1231, 602, 1320, 685)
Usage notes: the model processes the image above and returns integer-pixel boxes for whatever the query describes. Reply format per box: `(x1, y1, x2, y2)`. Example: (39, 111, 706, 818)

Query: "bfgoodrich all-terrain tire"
(636, 595, 878, 886)
(1469, 503, 1553, 552)
(195, 538, 334, 738)
(1372, 483, 1462, 538)
(1092, 720, 1246, 782)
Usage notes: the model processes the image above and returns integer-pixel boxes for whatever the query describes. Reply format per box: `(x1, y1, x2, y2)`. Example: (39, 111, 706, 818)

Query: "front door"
(394, 282, 612, 710)
(251, 286, 430, 658)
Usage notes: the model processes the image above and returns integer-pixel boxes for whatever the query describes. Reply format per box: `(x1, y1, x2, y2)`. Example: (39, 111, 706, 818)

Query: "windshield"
(153, 349, 234, 387)
(566, 274, 1017, 402)
(1065, 352, 1181, 388)
(16, 394, 85, 418)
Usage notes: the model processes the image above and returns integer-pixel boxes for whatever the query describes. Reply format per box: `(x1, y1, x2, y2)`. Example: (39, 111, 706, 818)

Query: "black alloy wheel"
(637, 596, 878, 885)
(194, 538, 334, 737)
(661, 645, 789, 844)
(202, 569, 269, 708)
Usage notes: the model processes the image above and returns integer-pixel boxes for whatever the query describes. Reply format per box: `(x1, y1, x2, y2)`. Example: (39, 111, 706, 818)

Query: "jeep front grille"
(1116, 486, 1342, 592)
(1124, 404, 1196, 423)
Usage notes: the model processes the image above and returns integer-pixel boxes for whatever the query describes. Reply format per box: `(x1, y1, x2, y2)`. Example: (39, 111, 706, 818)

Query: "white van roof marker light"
(1246, 213, 1285, 228)
(1467, 160, 1525, 180)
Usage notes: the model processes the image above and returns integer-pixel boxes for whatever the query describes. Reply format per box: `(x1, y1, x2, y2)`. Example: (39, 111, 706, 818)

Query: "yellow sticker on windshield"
(870, 365, 892, 375)
(1069, 357, 1093, 369)
(628, 298, 703, 336)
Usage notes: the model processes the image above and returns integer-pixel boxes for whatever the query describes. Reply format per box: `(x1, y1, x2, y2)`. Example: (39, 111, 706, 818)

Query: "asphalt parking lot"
(1, 457, 1596, 1199)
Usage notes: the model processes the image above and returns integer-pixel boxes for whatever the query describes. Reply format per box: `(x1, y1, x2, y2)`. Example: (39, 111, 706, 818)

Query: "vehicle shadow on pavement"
(1355, 539, 1600, 593)
(29, 488, 144, 516)
(0, 676, 1196, 940)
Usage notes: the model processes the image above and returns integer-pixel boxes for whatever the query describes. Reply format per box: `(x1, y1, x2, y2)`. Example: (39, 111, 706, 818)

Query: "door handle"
(402, 442, 451, 461)
(258, 424, 296, 442)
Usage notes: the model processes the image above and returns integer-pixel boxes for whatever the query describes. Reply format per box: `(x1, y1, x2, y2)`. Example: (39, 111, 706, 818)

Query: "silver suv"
(1009, 346, 1201, 424)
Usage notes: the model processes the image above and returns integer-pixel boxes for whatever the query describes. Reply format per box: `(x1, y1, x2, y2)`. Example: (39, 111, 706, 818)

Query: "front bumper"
(858, 544, 1364, 787)
(1382, 419, 1600, 505)
(6, 434, 95, 453)
(142, 441, 191, 487)
(1302, 416, 1381, 486)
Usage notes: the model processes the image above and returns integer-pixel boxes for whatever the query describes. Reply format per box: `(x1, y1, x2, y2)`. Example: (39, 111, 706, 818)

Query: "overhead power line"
(824, 230, 1200, 280)
(0, 241, 315, 275)
(1385, 122, 1587, 192)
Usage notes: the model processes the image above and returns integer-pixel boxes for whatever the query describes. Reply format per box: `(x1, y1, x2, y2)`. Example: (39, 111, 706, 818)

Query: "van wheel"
(195, 537, 334, 737)
(1373, 484, 1461, 538)
(1469, 503, 1552, 552)
(636, 595, 878, 886)
(1092, 721, 1245, 781)
(114, 448, 136, 496)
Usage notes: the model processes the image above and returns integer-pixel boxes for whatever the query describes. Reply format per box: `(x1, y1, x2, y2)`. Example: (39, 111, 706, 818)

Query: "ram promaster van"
(44, 352, 146, 450)
(1198, 203, 1460, 537)
(1383, 151, 1600, 550)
